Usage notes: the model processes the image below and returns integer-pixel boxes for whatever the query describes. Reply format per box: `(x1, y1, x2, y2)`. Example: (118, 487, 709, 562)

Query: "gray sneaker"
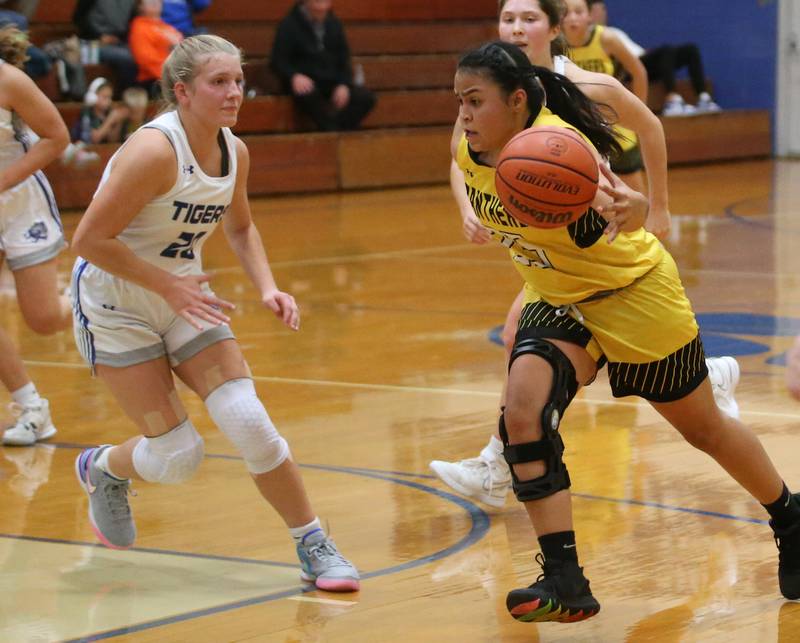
(296, 529, 360, 592)
(75, 446, 136, 549)
(2, 399, 57, 446)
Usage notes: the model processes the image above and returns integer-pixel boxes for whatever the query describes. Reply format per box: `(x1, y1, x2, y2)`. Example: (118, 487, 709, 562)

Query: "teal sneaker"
(296, 529, 360, 592)
(75, 446, 136, 549)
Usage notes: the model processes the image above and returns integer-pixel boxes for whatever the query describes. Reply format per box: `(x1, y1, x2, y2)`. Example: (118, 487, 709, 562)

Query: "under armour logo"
(183, 164, 194, 175)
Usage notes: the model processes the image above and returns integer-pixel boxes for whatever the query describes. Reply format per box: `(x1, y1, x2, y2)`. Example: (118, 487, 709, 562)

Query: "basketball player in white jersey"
(70, 35, 359, 592)
(0, 26, 71, 447)
(429, 0, 741, 508)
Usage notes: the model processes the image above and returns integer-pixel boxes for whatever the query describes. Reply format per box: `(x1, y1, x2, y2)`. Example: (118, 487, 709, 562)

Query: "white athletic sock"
(290, 517, 323, 543)
(480, 435, 505, 461)
(94, 447, 127, 481)
(11, 382, 41, 408)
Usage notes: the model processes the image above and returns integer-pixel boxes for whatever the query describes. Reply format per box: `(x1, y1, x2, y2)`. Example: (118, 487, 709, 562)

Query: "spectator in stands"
(270, 0, 375, 132)
(160, 0, 210, 37)
(587, 0, 720, 116)
(0, 1, 38, 21)
(73, 0, 139, 96)
(129, 0, 183, 96)
(0, 3, 50, 78)
(72, 76, 128, 144)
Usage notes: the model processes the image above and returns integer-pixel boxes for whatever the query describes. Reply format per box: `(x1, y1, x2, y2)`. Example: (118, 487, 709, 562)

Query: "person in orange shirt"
(128, 0, 183, 95)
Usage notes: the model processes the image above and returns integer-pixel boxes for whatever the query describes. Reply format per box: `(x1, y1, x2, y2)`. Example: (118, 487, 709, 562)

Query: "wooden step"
(660, 110, 771, 164)
(54, 89, 457, 136)
(210, 20, 496, 58)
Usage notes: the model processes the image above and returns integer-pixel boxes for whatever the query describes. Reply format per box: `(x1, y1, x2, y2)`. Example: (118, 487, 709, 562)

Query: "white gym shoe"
(696, 92, 721, 113)
(662, 96, 695, 117)
(2, 399, 57, 446)
(706, 356, 740, 420)
(429, 455, 512, 508)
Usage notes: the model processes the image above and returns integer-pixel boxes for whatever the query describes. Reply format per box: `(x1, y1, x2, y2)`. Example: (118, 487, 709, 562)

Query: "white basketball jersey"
(96, 110, 237, 276)
(0, 60, 31, 169)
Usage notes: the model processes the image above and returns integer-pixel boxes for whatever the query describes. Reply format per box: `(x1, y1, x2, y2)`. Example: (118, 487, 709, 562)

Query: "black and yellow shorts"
(516, 253, 708, 403)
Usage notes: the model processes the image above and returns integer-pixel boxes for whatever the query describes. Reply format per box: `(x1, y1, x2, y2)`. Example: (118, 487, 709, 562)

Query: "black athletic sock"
(538, 530, 579, 565)
(763, 483, 800, 530)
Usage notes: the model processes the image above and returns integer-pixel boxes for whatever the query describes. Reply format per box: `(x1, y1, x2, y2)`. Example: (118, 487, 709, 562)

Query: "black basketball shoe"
(772, 496, 800, 600)
(506, 553, 600, 623)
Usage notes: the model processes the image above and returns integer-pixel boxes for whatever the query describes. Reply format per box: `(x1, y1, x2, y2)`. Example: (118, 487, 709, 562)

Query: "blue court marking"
(5, 446, 487, 643)
(724, 195, 780, 231)
(4, 445, 774, 641)
(571, 493, 768, 525)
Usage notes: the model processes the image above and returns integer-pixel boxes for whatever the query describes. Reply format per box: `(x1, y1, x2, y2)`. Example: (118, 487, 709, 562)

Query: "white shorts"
(0, 171, 65, 270)
(71, 259, 234, 369)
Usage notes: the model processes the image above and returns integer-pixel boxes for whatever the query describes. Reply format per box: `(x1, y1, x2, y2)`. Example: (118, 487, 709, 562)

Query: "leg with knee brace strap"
(204, 378, 290, 475)
(132, 419, 205, 484)
(500, 338, 579, 502)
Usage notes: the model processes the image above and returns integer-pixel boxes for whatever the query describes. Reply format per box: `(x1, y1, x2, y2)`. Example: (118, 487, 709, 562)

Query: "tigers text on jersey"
(456, 110, 663, 308)
(92, 109, 237, 276)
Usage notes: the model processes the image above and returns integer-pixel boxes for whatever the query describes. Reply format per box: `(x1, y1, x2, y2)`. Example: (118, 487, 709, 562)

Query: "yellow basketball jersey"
(455, 111, 663, 307)
(567, 25, 637, 151)
(567, 25, 614, 76)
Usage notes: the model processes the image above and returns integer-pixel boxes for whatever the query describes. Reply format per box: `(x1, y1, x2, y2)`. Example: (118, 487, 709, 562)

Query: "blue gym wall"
(607, 0, 778, 111)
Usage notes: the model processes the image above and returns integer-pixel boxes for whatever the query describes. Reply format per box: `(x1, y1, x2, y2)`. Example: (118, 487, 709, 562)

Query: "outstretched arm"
(223, 137, 299, 330)
(572, 70, 670, 237)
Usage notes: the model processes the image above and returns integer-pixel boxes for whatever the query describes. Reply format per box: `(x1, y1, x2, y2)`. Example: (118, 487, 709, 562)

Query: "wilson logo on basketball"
(507, 194, 573, 225)
(514, 170, 580, 195)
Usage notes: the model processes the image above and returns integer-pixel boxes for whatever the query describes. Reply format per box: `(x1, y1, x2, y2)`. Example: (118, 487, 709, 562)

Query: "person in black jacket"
(270, 0, 375, 131)
(73, 0, 139, 95)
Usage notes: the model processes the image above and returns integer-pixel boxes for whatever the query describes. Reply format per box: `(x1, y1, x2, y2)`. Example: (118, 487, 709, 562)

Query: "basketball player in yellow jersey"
(431, 0, 741, 508)
(562, 0, 648, 193)
(452, 40, 800, 624)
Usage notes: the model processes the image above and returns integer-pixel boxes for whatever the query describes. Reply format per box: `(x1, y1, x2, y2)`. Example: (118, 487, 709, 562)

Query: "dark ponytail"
(457, 40, 621, 158)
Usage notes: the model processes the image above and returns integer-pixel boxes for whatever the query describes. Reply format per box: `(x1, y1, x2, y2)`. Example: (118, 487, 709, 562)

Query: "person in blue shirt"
(160, 0, 210, 37)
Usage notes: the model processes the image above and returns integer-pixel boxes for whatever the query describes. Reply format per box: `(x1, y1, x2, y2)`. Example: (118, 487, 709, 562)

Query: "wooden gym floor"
(1, 158, 800, 642)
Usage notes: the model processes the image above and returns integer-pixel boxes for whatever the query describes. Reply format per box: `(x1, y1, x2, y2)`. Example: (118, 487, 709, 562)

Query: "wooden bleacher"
(28, 0, 771, 210)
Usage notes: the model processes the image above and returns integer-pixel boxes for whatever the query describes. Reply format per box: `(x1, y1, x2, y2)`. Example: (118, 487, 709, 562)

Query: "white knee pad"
(132, 419, 205, 484)
(204, 378, 289, 475)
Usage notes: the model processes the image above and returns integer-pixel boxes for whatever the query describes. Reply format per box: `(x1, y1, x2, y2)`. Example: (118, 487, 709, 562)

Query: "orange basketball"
(495, 126, 599, 228)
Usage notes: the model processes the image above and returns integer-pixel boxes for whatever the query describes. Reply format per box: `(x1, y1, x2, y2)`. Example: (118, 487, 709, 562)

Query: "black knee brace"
(500, 338, 579, 502)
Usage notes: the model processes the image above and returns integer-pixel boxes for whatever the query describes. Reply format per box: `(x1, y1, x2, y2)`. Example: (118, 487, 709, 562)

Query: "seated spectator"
(119, 85, 148, 139)
(73, 0, 139, 95)
(270, 0, 375, 132)
(160, 0, 210, 37)
(129, 0, 182, 96)
(72, 77, 128, 144)
(0, 1, 38, 20)
(588, 0, 720, 116)
(0, 4, 50, 79)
